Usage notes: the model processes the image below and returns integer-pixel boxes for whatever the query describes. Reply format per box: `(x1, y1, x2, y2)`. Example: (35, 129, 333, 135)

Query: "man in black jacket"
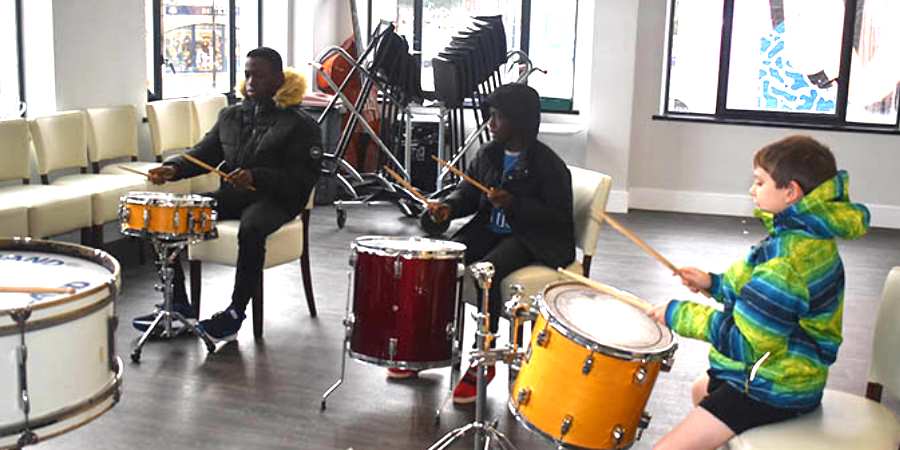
(400, 83, 575, 403)
(136, 47, 322, 342)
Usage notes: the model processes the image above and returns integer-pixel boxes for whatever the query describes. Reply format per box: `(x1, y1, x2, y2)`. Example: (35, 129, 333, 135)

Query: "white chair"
(726, 267, 900, 450)
(147, 99, 220, 194)
(28, 111, 146, 246)
(462, 166, 613, 305)
(85, 105, 191, 194)
(187, 191, 317, 339)
(0, 118, 92, 239)
(189, 94, 228, 194)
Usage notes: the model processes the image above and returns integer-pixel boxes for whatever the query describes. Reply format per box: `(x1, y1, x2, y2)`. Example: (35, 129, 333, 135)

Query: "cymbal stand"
(429, 262, 517, 450)
(131, 239, 214, 363)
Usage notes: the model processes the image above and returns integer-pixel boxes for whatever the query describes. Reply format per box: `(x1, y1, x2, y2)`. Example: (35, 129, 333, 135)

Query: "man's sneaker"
(386, 368, 419, 379)
(132, 302, 197, 333)
(196, 307, 245, 342)
(452, 365, 496, 404)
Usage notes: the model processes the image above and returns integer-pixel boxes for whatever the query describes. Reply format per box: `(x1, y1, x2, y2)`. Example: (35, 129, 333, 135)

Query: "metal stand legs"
(429, 262, 518, 450)
(130, 240, 214, 363)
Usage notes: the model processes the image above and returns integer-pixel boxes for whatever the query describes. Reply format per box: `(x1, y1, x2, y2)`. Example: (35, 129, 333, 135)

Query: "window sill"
(652, 114, 900, 136)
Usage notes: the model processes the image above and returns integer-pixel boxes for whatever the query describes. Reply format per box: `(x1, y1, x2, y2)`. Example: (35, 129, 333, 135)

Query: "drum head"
(353, 236, 466, 259)
(543, 283, 674, 356)
(123, 191, 215, 206)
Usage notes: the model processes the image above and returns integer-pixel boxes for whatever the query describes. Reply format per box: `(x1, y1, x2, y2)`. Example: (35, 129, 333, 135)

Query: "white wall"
(623, 0, 900, 228)
(21, 0, 56, 117)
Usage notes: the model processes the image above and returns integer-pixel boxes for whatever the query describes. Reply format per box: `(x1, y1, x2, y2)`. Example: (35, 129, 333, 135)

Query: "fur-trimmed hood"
(238, 67, 308, 109)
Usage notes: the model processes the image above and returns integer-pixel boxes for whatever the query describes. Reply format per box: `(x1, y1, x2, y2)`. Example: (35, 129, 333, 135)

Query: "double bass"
(317, 36, 381, 174)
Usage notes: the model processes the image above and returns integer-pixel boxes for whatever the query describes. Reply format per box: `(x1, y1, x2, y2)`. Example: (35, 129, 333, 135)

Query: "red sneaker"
(452, 366, 496, 404)
(386, 368, 419, 379)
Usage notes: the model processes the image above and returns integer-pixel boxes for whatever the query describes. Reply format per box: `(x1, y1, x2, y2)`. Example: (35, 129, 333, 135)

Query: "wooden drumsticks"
(593, 211, 711, 297)
(557, 268, 652, 313)
(0, 286, 76, 294)
(182, 153, 256, 191)
(117, 165, 150, 178)
(383, 166, 428, 205)
(431, 155, 493, 195)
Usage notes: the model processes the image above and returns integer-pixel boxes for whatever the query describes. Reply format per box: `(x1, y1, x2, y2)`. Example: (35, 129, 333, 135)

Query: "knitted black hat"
(485, 83, 541, 142)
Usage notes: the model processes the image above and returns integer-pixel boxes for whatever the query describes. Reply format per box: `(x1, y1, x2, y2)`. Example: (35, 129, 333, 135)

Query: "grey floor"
(32, 206, 900, 450)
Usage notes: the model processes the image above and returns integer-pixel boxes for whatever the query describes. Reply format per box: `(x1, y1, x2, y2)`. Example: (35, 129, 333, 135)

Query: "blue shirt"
(489, 151, 520, 234)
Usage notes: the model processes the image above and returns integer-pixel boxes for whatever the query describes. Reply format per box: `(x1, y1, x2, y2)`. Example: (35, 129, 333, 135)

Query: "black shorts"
(699, 373, 817, 434)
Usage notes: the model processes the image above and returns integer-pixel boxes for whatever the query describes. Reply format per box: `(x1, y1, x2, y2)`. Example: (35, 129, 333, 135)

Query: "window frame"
(12, 0, 24, 117)
(149, 0, 262, 100)
(661, 0, 900, 131)
(364, 0, 578, 113)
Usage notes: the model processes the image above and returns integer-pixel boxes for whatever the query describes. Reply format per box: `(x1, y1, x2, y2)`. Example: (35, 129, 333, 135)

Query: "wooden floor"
(33, 206, 900, 450)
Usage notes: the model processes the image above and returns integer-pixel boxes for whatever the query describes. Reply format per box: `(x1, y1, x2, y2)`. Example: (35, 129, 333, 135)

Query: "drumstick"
(117, 165, 150, 178)
(557, 268, 652, 313)
(593, 211, 711, 297)
(431, 155, 492, 195)
(182, 153, 256, 191)
(0, 286, 75, 294)
(383, 165, 428, 204)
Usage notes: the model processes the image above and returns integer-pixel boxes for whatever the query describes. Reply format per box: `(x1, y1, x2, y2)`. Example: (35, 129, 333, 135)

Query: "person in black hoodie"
(394, 83, 575, 404)
(135, 47, 322, 342)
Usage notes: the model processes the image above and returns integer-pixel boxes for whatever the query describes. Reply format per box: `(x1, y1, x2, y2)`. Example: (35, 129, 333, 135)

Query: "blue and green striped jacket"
(665, 170, 870, 409)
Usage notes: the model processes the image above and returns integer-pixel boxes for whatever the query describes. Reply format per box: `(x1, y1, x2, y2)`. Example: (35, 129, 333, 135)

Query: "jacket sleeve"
(163, 118, 225, 181)
(505, 160, 572, 227)
(250, 116, 322, 205)
(666, 257, 808, 363)
(443, 154, 484, 220)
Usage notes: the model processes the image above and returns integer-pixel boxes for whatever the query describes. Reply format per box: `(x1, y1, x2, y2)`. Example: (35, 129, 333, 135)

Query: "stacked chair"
(28, 111, 147, 247)
(0, 118, 93, 240)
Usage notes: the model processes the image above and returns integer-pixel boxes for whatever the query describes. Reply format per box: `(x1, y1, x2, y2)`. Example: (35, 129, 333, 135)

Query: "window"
(0, 0, 23, 118)
(147, 0, 260, 100)
(359, 0, 578, 111)
(664, 0, 900, 128)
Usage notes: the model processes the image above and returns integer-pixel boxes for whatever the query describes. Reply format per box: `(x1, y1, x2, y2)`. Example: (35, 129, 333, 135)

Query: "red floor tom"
(348, 236, 466, 369)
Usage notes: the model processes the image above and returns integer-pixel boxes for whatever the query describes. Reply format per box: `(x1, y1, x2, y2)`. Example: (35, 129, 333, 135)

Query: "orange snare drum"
(119, 192, 217, 241)
(509, 282, 676, 449)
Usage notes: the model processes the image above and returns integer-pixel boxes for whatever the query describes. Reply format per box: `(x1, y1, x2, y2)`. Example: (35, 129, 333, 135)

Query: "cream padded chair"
(147, 99, 220, 194)
(0, 206, 28, 237)
(28, 110, 146, 245)
(187, 191, 317, 339)
(191, 95, 228, 193)
(461, 166, 613, 304)
(85, 105, 191, 194)
(726, 267, 900, 450)
(0, 118, 92, 239)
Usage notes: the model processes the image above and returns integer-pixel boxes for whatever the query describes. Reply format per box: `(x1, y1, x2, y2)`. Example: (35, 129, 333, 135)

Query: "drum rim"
(348, 349, 459, 370)
(352, 235, 467, 260)
(120, 191, 217, 207)
(0, 238, 121, 317)
(0, 356, 123, 443)
(506, 400, 615, 450)
(538, 281, 677, 361)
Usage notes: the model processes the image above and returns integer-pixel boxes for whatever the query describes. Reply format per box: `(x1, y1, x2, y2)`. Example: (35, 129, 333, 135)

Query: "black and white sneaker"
(196, 307, 245, 342)
(132, 303, 197, 333)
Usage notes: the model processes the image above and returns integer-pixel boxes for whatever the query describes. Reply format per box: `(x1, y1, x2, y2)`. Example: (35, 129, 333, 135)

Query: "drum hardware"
(322, 237, 466, 414)
(636, 412, 652, 440)
(429, 262, 518, 450)
(582, 353, 594, 375)
(560, 415, 574, 437)
(130, 239, 215, 363)
(611, 425, 625, 445)
(173, 210, 180, 229)
(142, 209, 150, 231)
(634, 366, 648, 384)
(515, 388, 531, 406)
(10, 307, 37, 448)
(661, 355, 675, 372)
(535, 328, 550, 347)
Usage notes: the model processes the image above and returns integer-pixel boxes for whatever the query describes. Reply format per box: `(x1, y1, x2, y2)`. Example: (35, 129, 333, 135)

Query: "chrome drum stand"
(130, 239, 214, 362)
(428, 262, 517, 450)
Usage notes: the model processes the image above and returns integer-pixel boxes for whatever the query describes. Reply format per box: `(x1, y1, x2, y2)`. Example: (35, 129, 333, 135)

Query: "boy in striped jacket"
(650, 135, 870, 449)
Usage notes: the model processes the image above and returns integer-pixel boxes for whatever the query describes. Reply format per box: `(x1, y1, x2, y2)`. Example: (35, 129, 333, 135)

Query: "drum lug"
(388, 337, 398, 360)
(393, 258, 403, 279)
(187, 212, 195, 234)
(516, 387, 531, 406)
(611, 425, 625, 445)
(348, 252, 357, 267)
(536, 328, 550, 347)
(119, 204, 130, 222)
(457, 262, 466, 278)
(142, 208, 151, 231)
(582, 353, 594, 375)
(560, 415, 573, 437)
(661, 355, 675, 372)
(173, 210, 180, 230)
(636, 411, 652, 441)
(445, 322, 454, 340)
(633, 366, 648, 385)
(342, 313, 355, 337)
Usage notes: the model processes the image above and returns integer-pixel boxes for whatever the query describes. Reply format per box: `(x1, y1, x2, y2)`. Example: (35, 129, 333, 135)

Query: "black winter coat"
(442, 140, 575, 268)
(165, 99, 322, 217)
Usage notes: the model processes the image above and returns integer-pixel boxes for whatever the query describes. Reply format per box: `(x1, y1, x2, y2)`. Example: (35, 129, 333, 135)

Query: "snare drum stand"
(131, 239, 215, 362)
(429, 262, 517, 450)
